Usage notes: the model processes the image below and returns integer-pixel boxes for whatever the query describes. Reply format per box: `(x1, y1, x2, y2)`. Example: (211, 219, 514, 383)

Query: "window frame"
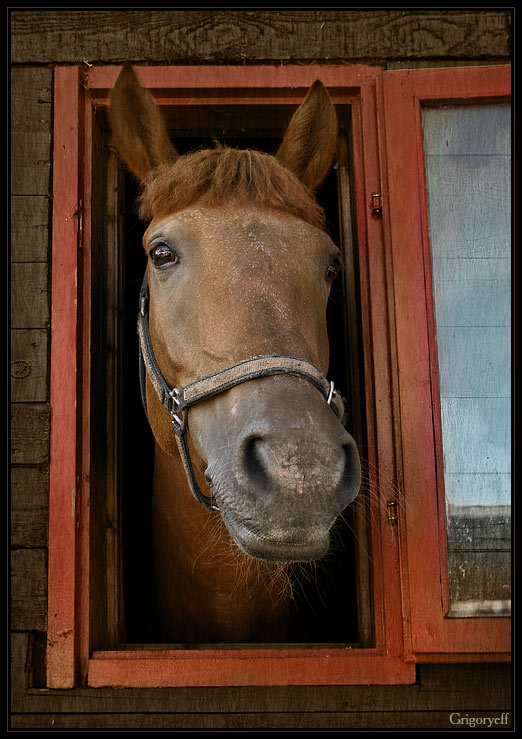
(47, 63, 510, 690)
(382, 65, 511, 659)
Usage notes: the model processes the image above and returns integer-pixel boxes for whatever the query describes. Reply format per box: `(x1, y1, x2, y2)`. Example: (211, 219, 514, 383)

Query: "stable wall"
(10, 9, 512, 730)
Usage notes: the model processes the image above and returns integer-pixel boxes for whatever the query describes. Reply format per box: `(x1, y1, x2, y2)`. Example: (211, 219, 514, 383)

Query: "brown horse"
(109, 65, 361, 643)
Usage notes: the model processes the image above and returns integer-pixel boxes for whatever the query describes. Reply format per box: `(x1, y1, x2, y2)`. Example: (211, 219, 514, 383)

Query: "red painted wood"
(87, 63, 384, 103)
(361, 75, 407, 660)
(46, 62, 510, 690)
(47, 66, 81, 689)
(78, 90, 92, 685)
(83, 66, 413, 687)
(348, 76, 409, 661)
(383, 65, 511, 656)
(88, 650, 415, 688)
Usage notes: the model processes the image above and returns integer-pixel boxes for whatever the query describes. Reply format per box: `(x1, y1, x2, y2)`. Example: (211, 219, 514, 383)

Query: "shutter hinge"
(386, 499, 399, 524)
(76, 199, 83, 248)
(371, 192, 383, 217)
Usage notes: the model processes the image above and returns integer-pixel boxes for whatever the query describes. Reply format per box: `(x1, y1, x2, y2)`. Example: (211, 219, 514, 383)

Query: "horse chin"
(220, 511, 331, 563)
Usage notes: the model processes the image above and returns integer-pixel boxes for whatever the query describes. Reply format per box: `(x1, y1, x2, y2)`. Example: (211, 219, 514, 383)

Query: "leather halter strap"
(137, 267, 345, 510)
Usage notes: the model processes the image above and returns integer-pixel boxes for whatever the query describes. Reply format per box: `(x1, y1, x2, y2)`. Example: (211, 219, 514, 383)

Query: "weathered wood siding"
(9, 9, 511, 730)
(10, 67, 52, 646)
(10, 632, 512, 729)
(11, 10, 510, 64)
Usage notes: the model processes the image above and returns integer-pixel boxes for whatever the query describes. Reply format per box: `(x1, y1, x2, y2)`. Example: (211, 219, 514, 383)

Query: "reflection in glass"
(422, 104, 511, 616)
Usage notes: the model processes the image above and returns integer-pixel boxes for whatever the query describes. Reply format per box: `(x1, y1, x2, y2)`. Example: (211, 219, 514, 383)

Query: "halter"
(137, 267, 345, 511)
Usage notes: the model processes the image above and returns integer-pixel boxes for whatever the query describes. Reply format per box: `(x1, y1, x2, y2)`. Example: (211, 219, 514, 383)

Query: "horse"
(109, 64, 361, 643)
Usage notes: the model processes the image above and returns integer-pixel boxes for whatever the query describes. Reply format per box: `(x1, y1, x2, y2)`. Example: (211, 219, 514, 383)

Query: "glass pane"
(422, 104, 511, 617)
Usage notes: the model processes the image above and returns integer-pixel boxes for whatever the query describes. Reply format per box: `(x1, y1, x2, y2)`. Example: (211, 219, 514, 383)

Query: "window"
(383, 65, 511, 657)
(47, 64, 510, 689)
(422, 103, 511, 618)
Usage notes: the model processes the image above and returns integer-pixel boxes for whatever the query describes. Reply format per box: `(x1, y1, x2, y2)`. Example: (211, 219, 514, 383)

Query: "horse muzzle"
(192, 376, 361, 562)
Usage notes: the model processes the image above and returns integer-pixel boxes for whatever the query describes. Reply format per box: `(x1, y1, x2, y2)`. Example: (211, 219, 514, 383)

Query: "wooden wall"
(10, 9, 511, 65)
(9, 9, 511, 730)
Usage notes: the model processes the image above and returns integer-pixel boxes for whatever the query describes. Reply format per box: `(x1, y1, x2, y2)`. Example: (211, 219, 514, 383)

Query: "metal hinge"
(371, 192, 383, 217)
(386, 499, 399, 524)
(76, 199, 83, 248)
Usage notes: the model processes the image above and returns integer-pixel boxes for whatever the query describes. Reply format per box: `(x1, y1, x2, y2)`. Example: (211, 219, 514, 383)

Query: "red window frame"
(382, 65, 511, 659)
(47, 63, 510, 689)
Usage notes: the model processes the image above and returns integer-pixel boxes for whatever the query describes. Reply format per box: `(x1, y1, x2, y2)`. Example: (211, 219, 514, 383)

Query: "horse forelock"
(138, 145, 326, 229)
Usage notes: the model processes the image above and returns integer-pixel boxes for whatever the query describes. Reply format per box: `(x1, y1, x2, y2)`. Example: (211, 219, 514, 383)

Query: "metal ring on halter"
(326, 380, 335, 406)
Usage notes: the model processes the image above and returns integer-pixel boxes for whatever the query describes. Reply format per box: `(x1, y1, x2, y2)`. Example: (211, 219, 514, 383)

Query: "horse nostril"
(337, 439, 361, 508)
(242, 436, 272, 490)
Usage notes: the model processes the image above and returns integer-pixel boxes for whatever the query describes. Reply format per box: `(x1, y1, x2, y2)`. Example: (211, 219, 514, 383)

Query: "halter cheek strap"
(137, 267, 346, 511)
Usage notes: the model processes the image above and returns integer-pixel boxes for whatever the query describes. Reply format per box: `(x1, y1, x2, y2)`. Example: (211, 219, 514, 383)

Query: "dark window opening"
(94, 103, 368, 646)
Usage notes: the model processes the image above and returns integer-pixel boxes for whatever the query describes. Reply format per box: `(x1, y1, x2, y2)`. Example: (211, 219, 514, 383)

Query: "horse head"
(109, 65, 360, 564)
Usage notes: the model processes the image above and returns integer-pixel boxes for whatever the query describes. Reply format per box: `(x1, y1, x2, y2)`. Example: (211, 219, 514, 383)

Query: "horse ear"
(108, 63, 177, 181)
(276, 80, 338, 191)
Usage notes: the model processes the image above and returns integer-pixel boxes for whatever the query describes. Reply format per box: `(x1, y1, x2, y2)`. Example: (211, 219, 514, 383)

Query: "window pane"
(422, 104, 511, 617)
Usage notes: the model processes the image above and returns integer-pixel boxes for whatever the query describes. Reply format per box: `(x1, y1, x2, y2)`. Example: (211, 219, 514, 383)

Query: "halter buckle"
(169, 387, 185, 433)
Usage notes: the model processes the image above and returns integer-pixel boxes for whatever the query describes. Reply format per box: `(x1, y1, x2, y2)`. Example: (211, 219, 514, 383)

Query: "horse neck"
(151, 441, 292, 643)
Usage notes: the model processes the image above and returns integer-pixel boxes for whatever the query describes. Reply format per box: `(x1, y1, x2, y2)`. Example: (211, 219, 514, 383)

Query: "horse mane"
(137, 144, 326, 229)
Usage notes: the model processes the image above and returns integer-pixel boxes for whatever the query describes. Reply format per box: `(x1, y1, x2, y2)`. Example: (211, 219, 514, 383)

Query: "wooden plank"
(10, 404, 49, 465)
(350, 66, 406, 660)
(11, 467, 49, 548)
(10, 10, 511, 64)
(10, 70, 52, 154)
(11, 196, 50, 262)
(11, 330, 48, 402)
(10, 67, 52, 194)
(10, 633, 30, 700)
(10, 133, 51, 196)
(10, 67, 52, 109)
(418, 662, 510, 691)
(88, 651, 415, 688)
(9, 709, 513, 730)
(11, 72, 52, 136)
(47, 65, 81, 690)
(11, 550, 48, 631)
(9, 634, 511, 717)
(10, 667, 512, 717)
(10, 263, 49, 329)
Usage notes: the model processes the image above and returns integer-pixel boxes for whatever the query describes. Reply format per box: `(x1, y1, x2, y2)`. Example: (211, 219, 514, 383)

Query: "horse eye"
(326, 258, 341, 281)
(151, 244, 178, 269)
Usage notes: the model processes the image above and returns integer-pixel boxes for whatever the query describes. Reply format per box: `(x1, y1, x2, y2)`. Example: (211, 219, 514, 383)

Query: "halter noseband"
(137, 267, 345, 511)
